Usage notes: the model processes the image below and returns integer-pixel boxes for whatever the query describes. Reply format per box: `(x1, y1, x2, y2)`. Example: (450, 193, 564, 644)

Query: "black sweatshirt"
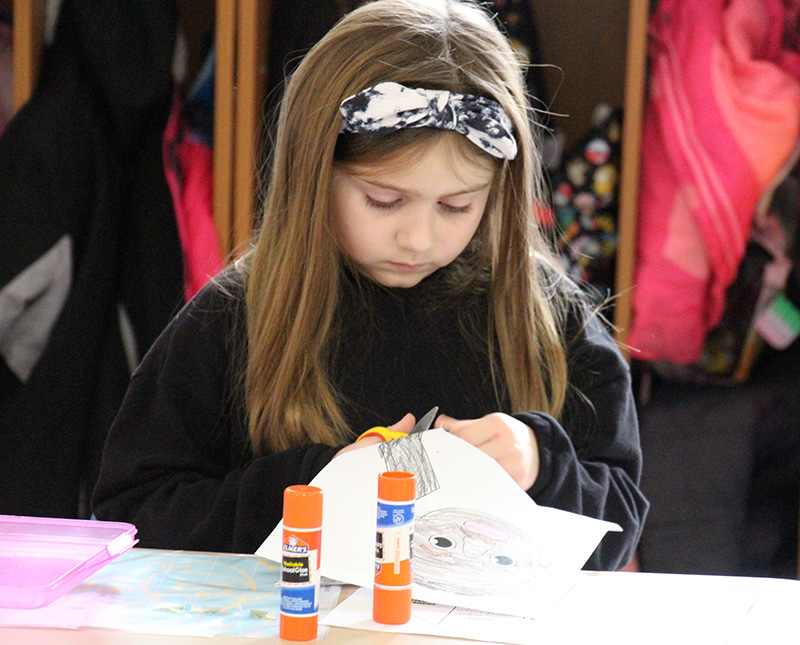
(92, 269, 648, 570)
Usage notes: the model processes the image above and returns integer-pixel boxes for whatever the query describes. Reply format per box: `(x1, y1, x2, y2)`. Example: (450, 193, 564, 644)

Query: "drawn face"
(414, 508, 547, 595)
(331, 140, 494, 288)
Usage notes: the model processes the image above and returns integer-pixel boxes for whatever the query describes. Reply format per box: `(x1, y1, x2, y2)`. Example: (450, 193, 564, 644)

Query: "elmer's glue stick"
(374, 471, 416, 624)
(280, 485, 323, 641)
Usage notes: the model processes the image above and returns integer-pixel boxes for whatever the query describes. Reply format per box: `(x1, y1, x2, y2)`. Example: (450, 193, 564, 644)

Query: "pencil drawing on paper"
(378, 432, 549, 596)
(378, 432, 440, 498)
(413, 507, 550, 596)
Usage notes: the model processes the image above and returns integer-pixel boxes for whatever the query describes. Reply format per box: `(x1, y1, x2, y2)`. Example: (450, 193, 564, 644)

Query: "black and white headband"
(339, 82, 518, 160)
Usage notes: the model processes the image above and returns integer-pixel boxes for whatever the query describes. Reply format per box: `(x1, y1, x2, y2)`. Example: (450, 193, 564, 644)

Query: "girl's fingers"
(434, 413, 540, 488)
(438, 415, 493, 448)
(389, 412, 416, 434)
(436, 414, 470, 431)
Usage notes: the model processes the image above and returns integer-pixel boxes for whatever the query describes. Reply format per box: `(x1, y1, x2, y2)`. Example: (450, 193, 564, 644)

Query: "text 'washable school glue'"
(374, 471, 416, 624)
(280, 485, 323, 641)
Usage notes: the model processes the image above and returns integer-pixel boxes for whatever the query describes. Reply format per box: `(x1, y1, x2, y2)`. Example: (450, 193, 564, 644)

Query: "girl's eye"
(365, 195, 401, 210)
(439, 202, 471, 215)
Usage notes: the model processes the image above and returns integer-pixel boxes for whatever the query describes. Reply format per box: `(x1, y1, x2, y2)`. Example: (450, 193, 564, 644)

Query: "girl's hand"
(335, 413, 416, 457)
(436, 412, 540, 490)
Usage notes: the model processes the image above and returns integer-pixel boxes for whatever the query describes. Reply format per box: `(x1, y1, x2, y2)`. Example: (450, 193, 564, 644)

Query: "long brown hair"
(242, 0, 569, 455)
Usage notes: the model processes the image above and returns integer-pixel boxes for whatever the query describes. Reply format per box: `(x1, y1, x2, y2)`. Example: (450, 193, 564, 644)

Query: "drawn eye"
(490, 554, 515, 567)
(428, 535, 455, 550)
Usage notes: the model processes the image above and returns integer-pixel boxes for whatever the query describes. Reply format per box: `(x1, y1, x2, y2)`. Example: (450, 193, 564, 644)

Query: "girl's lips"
(387, 262, 427, 272)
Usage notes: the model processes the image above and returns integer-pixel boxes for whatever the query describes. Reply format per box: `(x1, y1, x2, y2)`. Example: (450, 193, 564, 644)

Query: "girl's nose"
(396, 208, 435, 253)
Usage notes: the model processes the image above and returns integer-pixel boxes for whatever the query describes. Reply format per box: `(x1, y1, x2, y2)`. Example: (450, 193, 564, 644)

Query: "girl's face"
(332, 139, 496, 288)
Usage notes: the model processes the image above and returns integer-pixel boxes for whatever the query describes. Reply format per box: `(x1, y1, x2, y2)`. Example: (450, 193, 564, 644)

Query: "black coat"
(0, 0, 184, 518)
(93, 269, 649, 570)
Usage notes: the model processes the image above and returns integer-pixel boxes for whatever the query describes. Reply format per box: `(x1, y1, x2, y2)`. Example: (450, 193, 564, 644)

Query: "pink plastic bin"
(0, 515, 138, 609)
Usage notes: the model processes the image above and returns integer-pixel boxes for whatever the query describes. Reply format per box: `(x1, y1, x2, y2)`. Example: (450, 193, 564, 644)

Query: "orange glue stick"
(374, 471, 416, 624)
(280, 485, 323, 641)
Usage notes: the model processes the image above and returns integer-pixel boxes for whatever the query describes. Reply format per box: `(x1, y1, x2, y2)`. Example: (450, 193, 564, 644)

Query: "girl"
(92, 0, 648, 570)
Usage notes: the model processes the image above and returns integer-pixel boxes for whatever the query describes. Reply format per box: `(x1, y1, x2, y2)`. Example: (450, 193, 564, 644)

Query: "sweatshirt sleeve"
(517, 312, 649, 571)
(91, 278, 339, 554)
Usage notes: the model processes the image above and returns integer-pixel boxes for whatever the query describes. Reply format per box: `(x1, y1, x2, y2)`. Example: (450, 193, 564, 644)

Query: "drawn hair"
(414, 507, 548, 595)
(240, 0, 570, 455)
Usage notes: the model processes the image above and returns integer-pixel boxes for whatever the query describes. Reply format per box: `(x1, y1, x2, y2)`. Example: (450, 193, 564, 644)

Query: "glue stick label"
(281, 530, 320, 616)
(375, 500, 413, 580)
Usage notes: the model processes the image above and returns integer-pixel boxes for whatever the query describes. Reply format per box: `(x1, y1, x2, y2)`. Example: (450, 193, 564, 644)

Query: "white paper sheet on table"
(323, 586, 540, 645)
(323, 571, 768, 645)
(257, 428, 620, 619)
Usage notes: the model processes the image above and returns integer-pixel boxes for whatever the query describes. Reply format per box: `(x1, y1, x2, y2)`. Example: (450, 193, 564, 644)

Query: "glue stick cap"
(281, 611, 318, 641)
(374, 584, 412, 624)
(377, 471, 416, 501)
(283, 485, 322, 528)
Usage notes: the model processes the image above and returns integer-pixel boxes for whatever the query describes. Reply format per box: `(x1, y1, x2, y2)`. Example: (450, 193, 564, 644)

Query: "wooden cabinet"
(10, 0, 46, 113)
(528, 1, 650, 350)
(213, 0, 271, 258)
(9, 0, 647, 345)
(615, 2, 650, 351)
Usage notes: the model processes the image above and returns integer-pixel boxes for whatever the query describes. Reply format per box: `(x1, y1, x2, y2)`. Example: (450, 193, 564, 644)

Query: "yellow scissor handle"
(356, 427, 408, 442)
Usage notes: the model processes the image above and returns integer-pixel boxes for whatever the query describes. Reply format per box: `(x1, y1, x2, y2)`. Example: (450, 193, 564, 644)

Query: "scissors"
(356, 406, 439, 442)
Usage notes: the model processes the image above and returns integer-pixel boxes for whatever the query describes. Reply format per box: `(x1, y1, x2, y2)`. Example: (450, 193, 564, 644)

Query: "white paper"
(322, 586, 540, 645)
(535, 572, 760, 645)
(323, 572, 769, 645)
(257, 428, 620, 619)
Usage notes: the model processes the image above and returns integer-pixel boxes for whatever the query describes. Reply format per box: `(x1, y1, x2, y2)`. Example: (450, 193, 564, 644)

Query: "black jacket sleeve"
(518, 312, 649, 571)
(91, 279, 339, 553)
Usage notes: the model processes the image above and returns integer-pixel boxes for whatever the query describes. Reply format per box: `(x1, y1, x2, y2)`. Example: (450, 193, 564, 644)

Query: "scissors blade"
(410, 406, 439, 435)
